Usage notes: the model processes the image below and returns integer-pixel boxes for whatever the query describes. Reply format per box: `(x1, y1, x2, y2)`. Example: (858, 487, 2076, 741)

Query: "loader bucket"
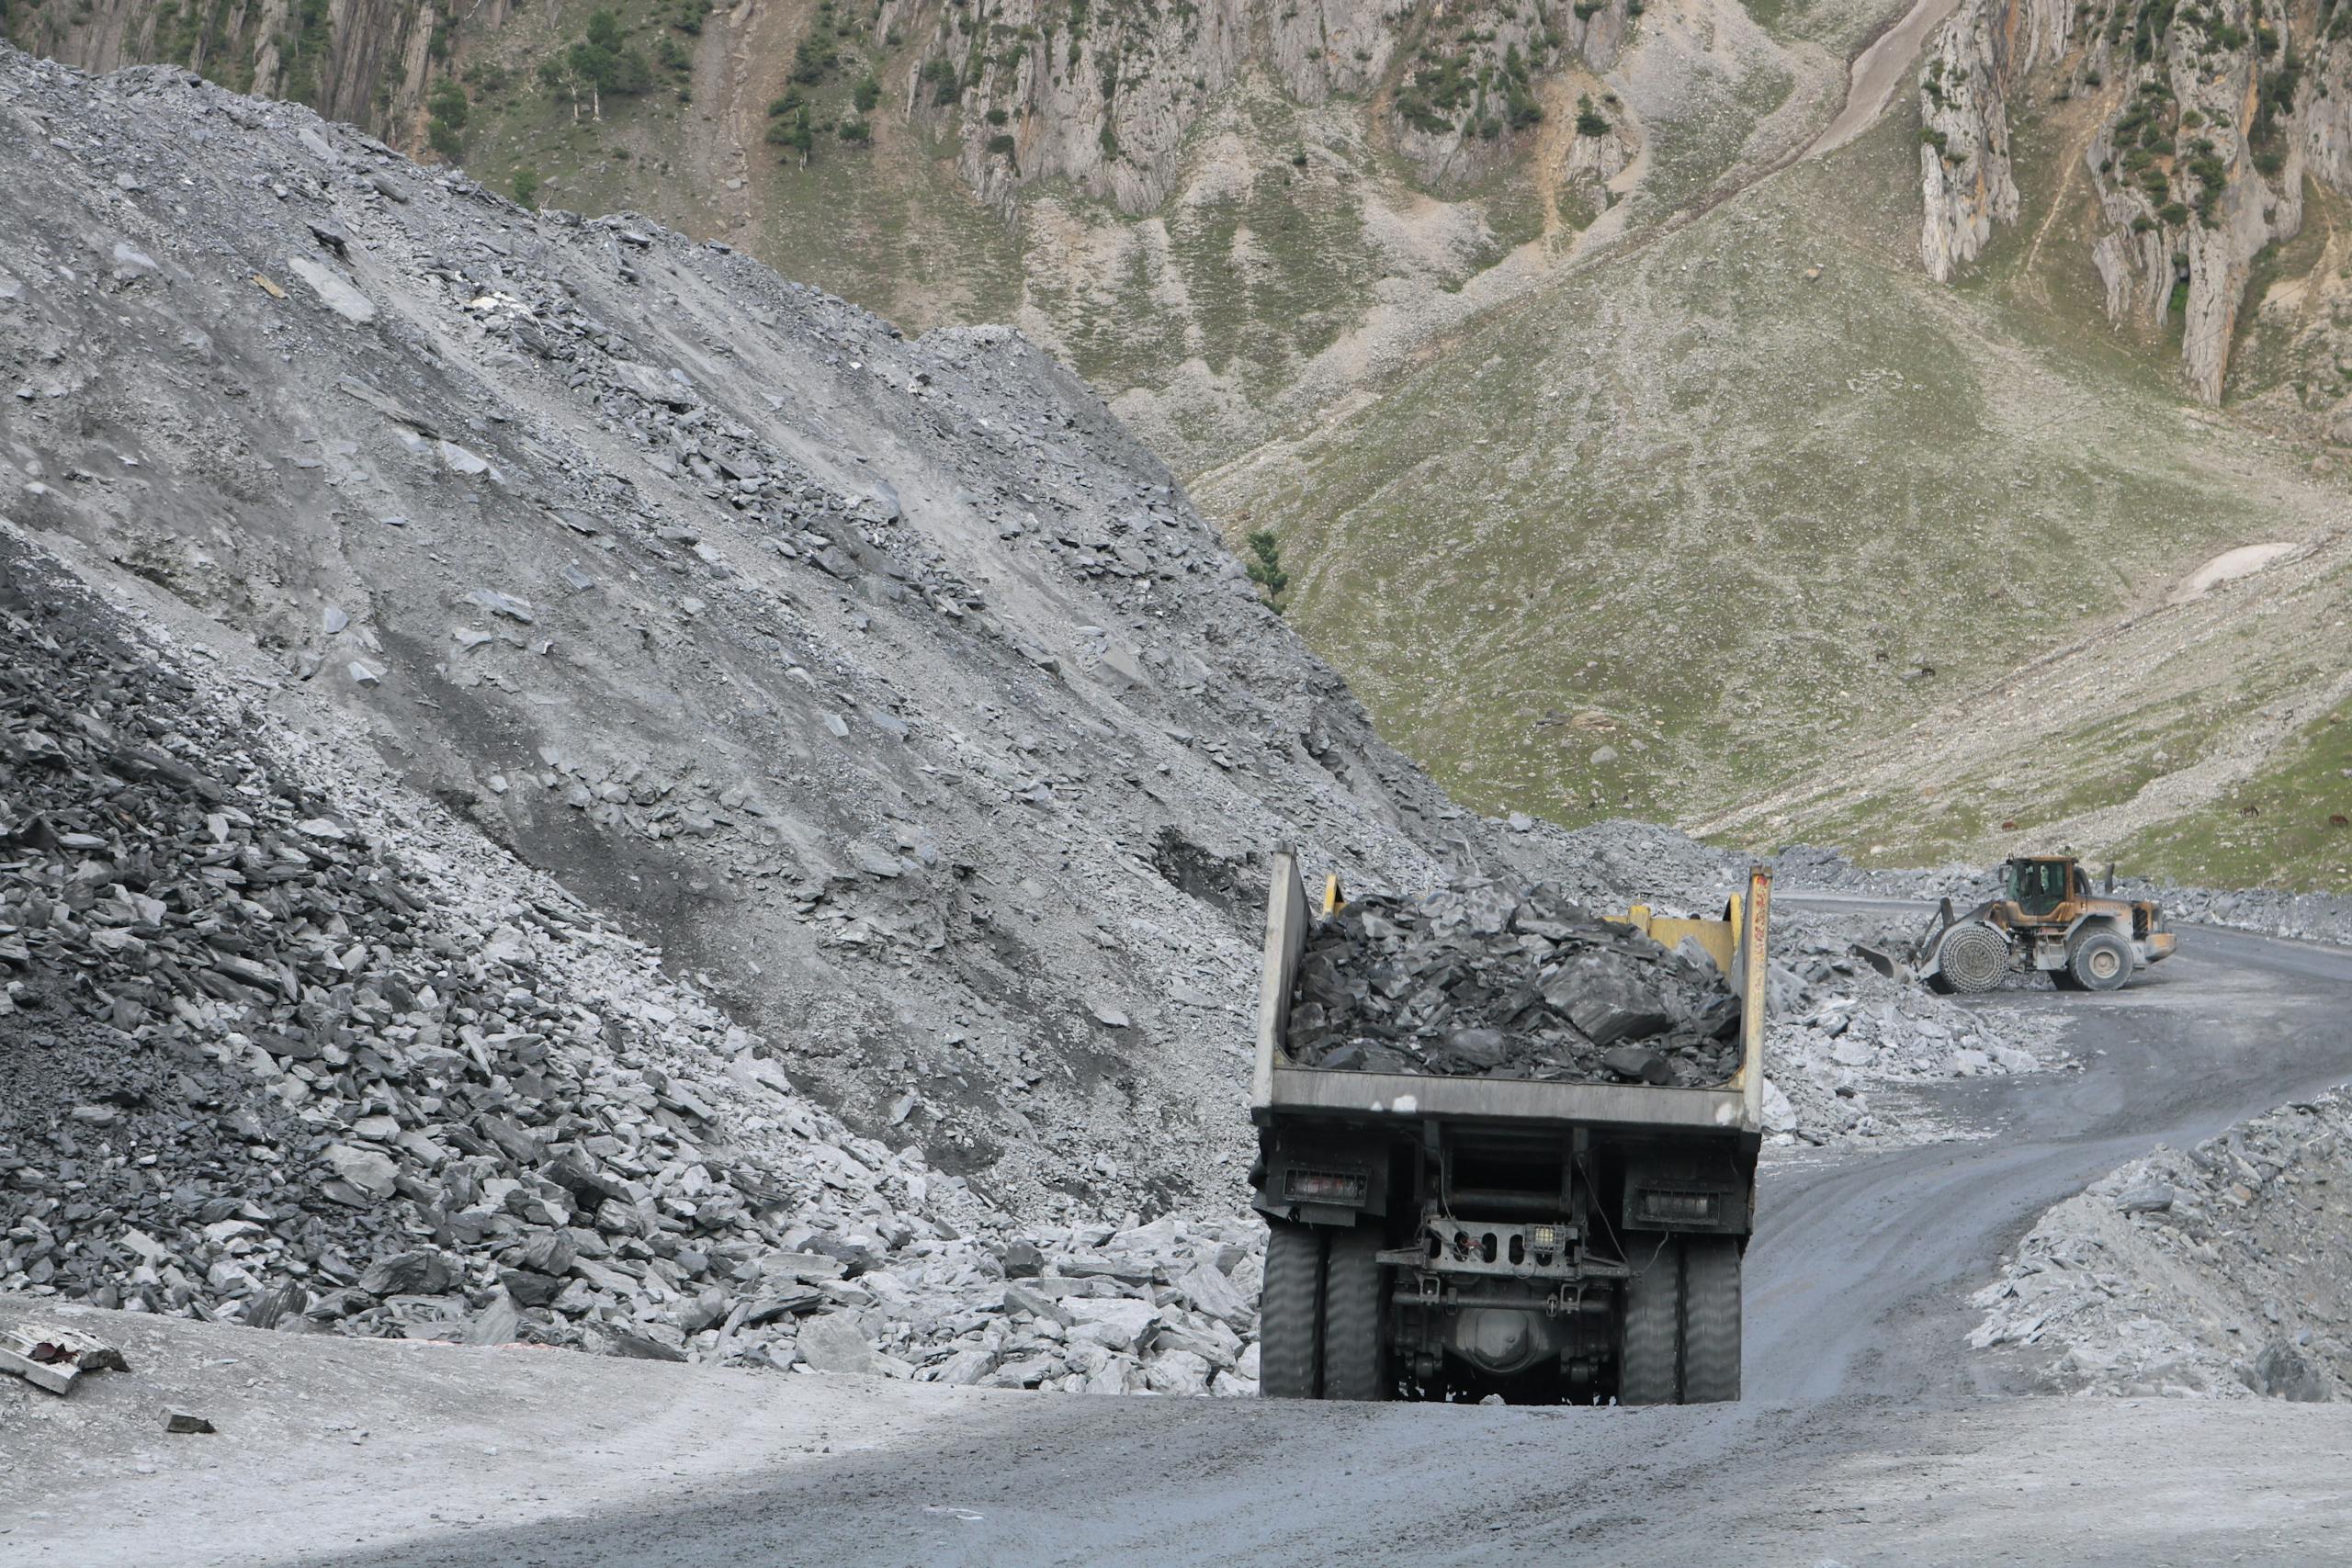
(1853, 943, 1909, 984)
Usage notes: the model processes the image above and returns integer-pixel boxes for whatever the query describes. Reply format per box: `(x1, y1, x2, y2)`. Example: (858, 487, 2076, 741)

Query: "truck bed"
(1250, 850, 1770, 1135)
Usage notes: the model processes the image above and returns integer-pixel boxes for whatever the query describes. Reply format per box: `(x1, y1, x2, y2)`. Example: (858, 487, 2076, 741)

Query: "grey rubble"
(0, 540, 1257, 1391)
(0, 46, 1627, 1230)
(1971, 1089, 2352, 1403)
(1286, 882, 1743, 1087)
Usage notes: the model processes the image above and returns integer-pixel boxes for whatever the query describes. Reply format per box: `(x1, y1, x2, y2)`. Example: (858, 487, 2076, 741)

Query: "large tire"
(1259, 1221, 1325, 1399)
(1619, 1235, 1682, 1406)
(1321, 1224, 1390, 1401)
(1680, 1236, 1743, 1404)
(1932, 921, 2011, 995)
(2069, 928, 2133, 992)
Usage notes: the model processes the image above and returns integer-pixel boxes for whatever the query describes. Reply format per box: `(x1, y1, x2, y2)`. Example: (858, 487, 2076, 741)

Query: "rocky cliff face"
(1919, 0, 2352, 409)
(906, 0, 1633, 215)
(5, 0, 458, 129)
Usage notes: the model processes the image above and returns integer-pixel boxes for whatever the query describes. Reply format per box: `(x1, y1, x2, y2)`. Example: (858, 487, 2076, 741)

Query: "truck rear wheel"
(1259, 1220, 1324, 1399)
(1619, 1235, 1681, 1405)
(1680, 1236, 1742, 1404)
(1320, 1224, 1390, 1401)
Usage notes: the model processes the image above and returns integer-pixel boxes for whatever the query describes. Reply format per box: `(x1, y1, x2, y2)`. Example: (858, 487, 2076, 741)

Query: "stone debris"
(0, 1323, 129, 1394)
(1969, 1089, 2352, 1401)
(164, 1406, 217, 1434)
(1286, 881, 1742, 1086)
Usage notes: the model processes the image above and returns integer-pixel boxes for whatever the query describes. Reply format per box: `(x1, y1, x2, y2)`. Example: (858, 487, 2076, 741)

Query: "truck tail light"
(1636, 1189, 1718, 1224)
(1284, 1168, 1368, 1204)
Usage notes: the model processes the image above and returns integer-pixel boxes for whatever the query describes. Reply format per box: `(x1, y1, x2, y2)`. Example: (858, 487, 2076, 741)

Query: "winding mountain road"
(313, 912, 2352, 1568)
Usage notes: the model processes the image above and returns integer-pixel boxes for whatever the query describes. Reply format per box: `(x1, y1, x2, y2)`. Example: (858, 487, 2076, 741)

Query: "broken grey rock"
(794, 1313, 882, 1375)
(285, 256, 376, 324)
(164, 1407, 216, 1434)
(323, 1143, 398, 1199)
(2256, 1341, 2330, 1403)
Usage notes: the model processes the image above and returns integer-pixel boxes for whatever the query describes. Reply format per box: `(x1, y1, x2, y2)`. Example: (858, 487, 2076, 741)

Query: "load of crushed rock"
(1285, 881, 1742, 1087)
(1968, 1090, 2352, 1402)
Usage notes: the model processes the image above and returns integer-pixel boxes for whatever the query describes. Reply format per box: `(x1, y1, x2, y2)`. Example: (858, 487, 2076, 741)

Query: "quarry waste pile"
(0, 50, 2067, 1396)
(1971, 1090, 2352, 1404)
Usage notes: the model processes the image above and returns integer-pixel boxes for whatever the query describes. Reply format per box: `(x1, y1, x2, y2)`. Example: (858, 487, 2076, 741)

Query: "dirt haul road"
(9, 912, 2352, 1568)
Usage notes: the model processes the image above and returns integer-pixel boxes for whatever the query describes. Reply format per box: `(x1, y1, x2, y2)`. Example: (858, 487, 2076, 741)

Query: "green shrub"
(1244, 530, 1289, 613)
(512, 167, 541, 208)
(1574, 93, 1609, 137)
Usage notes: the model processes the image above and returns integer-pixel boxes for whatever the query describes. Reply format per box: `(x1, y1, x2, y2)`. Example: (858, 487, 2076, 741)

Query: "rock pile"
(872, 1214, 1263, 1394)
(1970, 1091, 2352, 1401)
(1285, 882, 1742, 1087)
(1758, 908, 2065, 1144)
(0, 46, 1588, 1222)
(0, 543, 989, 1363)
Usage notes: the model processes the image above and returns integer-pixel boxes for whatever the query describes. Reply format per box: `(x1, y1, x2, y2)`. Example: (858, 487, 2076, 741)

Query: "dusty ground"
(7, 915, 2352, 1567)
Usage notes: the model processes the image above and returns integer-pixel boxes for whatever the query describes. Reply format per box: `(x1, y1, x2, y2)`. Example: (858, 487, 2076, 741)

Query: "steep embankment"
(0, 46, 1641, 1232)
(3, 0, 1670, 475)
(1973, 1088, 2352, 1400)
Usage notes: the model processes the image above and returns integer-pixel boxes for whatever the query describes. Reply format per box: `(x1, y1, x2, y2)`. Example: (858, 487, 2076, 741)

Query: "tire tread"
(1619, 1234, 1681, 1405)
(1259, 1221, 1323, 1399)
(1321, 1225, 1389, 1401)
(1680, 1235, 1743, 1404)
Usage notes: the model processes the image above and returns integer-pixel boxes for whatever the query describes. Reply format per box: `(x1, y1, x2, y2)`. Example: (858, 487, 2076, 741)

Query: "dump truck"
(1872, 855, 2175, 995)
(1249, 851, 1770, 1405)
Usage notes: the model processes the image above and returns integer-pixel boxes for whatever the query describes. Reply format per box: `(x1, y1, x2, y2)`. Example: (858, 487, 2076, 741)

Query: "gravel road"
(9, 908, 2311, 1568)
(6, 909, 2346, 1566)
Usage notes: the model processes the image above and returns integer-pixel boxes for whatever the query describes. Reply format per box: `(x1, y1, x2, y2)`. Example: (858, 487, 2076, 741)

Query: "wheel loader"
(1869, 855, 2175, 994)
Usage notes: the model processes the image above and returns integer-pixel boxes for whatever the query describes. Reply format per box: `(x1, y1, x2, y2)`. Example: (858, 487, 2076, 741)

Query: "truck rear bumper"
(1257, 1066, 1754, 1133)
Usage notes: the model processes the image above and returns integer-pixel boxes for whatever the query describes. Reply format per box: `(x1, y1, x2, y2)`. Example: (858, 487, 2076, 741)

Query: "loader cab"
(2003, 857, 2076, 920)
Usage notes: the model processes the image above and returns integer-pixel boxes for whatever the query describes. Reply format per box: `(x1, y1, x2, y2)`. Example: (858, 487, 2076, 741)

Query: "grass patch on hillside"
(2120, 701, 2352, 892)
(1205, 109, 2305, 835)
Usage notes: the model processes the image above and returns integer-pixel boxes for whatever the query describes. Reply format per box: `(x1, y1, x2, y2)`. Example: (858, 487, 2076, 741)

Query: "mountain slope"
(1197, 83, 2351, 880)
(0, 47, 1636, 1225)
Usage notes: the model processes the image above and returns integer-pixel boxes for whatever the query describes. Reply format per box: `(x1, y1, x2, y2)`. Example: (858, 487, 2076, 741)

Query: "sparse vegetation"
(1244, 529, 1289, 613)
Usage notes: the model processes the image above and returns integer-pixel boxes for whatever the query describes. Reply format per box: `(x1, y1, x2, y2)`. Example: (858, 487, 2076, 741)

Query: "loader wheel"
(1320, 1224, 1390, 1401)
(1680, 1237, 1743, 1404)
(1618, 1234, 1682, 1406)
(1259, 1220, 1325, 1399)
(1932, 922, 2011, 995)
(2069, 929, 2133, 993)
